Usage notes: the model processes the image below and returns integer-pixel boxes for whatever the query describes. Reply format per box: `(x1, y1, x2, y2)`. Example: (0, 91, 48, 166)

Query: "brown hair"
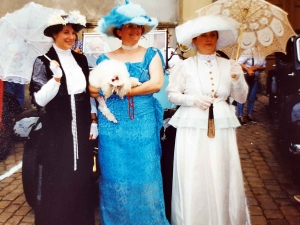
(48, 24, 81, 39)
(113, 28, 121, 40)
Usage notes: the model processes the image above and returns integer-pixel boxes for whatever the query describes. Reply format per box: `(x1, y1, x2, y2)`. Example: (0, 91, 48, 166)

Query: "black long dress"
(30, 47, 95, 225)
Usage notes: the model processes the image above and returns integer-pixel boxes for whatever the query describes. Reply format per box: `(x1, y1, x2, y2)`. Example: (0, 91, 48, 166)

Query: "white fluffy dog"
(89, 59, 141, 123)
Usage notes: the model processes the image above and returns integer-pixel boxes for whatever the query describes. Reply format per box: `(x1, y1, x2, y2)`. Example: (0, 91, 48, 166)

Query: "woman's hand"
(50, 60, 62, 82)
(230, 60, 243, 80)
(193, 95, 214, 110)
(89, 122, 98, 140)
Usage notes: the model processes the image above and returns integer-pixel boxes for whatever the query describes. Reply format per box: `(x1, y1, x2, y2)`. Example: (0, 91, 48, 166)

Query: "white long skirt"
(171, 127, 251, 225)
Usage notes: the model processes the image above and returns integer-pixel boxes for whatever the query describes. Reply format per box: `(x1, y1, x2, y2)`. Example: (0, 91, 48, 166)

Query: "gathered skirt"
(171, 127, 250, 225)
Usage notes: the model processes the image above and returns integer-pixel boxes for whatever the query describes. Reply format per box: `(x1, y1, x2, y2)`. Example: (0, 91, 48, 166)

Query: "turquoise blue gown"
(96, 48, 169, 225)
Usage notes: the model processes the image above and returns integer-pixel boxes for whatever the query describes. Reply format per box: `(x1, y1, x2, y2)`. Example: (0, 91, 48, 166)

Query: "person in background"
(152, 32, 182, 110)
(166, 15, 250, 224)
(72, 32, 83, 54)
(29, 11, 97, 225)
(85, 37, 110, 68)
(89, 0, 169, 224)
(153, 32, 182, 71)
(0, 81, 22, 161)
(4, 81, 25, 109)
(166, 33, 182, 71)
(237, 47, 266, 125)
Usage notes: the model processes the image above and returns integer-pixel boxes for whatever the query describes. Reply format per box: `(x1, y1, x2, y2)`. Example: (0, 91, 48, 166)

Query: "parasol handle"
(235, 23, 245, 61)
(93, 155, 97, 172)
(25, 40, 51, 61)
(235, 9, 249, 61)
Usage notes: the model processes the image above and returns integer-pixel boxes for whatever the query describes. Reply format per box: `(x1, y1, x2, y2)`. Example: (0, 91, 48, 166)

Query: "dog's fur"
(89, 59, 141, 123)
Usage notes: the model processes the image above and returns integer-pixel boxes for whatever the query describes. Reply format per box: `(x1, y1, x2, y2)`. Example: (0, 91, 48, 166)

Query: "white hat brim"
(175, 15, 239, 49)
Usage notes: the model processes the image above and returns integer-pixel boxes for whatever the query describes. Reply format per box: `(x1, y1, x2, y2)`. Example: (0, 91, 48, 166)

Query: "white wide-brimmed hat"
(98, 0, 158, 37)
(44, 10, 86, 37)
(175, 15, 239, 49)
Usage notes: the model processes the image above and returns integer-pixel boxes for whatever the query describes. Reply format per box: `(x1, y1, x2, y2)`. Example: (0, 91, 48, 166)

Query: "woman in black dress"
(29, 11, 98, 225)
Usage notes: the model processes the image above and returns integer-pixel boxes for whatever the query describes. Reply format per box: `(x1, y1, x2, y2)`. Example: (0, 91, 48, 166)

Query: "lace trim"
(197, 52, 216, 61)
(0, 75, 30, 84)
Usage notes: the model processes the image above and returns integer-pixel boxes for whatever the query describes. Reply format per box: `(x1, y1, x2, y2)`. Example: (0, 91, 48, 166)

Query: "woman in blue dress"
(89, 1, 169, 224)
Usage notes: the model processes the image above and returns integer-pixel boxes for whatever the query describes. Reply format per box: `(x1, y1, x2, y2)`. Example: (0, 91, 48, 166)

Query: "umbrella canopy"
(197, 0, 297, 59)
(0, 2, 64, 84)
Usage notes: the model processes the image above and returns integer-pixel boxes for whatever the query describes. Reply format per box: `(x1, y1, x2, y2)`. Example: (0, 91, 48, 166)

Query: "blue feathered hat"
(98, 0, 158, 37)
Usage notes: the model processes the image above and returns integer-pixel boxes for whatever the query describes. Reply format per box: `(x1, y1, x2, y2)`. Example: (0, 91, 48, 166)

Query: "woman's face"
(53, 25, 77, 50)
(192, 31, 218, 55)
(117, 23, 144, 45)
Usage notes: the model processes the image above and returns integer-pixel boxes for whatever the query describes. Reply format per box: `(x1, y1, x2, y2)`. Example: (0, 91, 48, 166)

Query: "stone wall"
(0, 0, 178, 24)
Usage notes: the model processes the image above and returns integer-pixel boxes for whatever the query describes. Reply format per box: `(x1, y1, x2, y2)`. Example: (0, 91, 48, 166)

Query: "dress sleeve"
(96, 54, 108, 65)
(229, 59, 248, 104)
(166, 60, 195, 106)
(90, 97, 97, 114)
(30, 57, 60, 107)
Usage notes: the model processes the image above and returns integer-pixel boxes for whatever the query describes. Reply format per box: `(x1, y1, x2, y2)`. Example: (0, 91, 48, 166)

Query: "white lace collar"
(197, 52, 216, 61)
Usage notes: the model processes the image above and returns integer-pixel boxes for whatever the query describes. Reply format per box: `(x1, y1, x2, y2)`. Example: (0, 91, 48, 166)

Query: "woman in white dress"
(166, 15, 251, 225)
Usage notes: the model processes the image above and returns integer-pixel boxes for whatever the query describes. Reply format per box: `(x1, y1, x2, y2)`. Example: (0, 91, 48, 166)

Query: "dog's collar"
(121, 43, 138, 51)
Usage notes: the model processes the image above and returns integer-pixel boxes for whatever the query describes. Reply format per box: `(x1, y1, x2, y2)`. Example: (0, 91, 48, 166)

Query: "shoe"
(294, 195, 300, 203)
(246, 115, 257, 124)
(238, 116, 247, 125)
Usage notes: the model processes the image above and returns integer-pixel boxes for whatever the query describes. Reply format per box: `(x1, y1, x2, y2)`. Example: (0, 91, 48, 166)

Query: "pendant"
(205, 60, 213, 67)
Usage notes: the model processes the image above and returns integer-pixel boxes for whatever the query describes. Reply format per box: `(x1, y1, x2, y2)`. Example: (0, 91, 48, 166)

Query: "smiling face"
(117, 23, 144, 45)
(192, 31, 218, 55)
(53, 24, 77, 50)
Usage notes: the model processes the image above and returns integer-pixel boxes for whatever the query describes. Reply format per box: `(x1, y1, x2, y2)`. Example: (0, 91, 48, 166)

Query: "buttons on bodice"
(208, 69, 217, 98)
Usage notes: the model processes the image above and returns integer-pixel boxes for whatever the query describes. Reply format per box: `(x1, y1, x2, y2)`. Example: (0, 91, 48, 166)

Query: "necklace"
(121, 43, 139, 50)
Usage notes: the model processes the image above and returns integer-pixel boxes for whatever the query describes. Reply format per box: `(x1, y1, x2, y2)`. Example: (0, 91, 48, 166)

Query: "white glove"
(230, 59, 242, 81)
(90, 123, 98, 139)
(50, 61, 63, 78)
(193, 95, 214, 110)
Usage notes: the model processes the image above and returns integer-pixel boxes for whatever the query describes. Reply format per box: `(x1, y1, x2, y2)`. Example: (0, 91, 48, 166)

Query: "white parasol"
(197, 0, 297, 59)
(0, 2, 64, 84)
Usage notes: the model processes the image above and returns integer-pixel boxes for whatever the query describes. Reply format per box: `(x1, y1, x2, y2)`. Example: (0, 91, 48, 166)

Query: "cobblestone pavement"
(1, 94, 300, 225)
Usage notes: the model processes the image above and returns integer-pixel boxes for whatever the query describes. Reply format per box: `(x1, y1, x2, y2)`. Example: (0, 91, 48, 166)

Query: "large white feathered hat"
(175, 15, 239, 50)
(44, 10, 86, 37)
(98, 0, 158, 37)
